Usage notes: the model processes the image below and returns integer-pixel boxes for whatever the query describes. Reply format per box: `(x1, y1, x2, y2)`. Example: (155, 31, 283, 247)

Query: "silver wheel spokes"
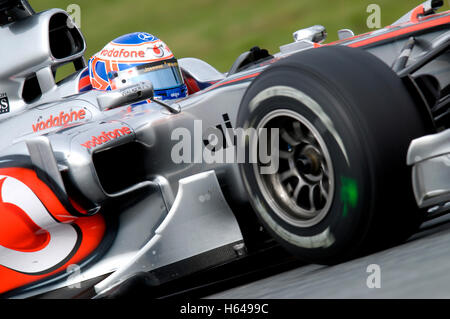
(255, 110, 334, 228)
(277, 130, 329, 216)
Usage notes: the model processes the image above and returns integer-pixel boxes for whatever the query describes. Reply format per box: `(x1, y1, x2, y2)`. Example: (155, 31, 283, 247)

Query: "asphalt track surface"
(206, 214, 450, 299)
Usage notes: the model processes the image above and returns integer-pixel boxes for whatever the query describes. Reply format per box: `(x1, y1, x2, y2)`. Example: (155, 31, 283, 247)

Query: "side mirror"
(96, 81, 181, 114)
(96, 81, 155, 111)
(293, 25, 327, 43)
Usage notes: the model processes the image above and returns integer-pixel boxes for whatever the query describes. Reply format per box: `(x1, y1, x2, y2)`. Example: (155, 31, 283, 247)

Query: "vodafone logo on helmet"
(100, 47, 145, 59)
(98, 41, 173, 62)
(152, 44, 165, 58)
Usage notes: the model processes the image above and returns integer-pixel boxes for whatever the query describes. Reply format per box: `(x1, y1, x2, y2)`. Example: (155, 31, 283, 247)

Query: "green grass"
(31, 0, 449, 72)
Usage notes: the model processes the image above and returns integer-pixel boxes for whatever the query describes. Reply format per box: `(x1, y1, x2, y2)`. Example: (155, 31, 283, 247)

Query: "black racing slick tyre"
(237, 45, 430, 264)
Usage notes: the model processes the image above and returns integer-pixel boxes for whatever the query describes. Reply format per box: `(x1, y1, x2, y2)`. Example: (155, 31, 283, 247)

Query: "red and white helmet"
(88, 32, 187, 100)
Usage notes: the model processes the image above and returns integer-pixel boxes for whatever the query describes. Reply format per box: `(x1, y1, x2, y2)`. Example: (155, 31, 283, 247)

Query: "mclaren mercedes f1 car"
(0, 0, 448, 298)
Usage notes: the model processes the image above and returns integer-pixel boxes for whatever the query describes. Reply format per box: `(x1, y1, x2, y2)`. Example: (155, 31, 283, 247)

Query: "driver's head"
(88, 32, 187, 101)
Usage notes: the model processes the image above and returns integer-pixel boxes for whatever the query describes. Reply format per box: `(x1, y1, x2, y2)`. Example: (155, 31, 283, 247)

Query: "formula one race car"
(0, 0, 448, 298)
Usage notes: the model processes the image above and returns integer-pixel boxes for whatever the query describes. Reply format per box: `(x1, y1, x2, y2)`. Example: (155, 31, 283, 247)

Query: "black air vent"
(92, 142, 148, 194)
(48, 12, 84, 59)
(22, 73, 41, 103)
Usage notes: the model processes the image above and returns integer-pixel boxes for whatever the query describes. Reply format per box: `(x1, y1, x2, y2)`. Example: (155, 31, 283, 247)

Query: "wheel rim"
(253, 109, 335, 228)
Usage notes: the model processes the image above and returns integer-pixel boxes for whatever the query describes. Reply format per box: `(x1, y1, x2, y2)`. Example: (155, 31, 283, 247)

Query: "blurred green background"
(31, 0, 449, 73)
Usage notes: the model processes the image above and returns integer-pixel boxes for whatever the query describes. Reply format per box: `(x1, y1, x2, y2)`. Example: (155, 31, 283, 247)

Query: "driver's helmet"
(88, 32, 187, 101)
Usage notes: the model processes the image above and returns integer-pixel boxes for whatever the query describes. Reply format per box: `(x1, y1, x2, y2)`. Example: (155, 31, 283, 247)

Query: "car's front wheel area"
(237, 46, 431, 264)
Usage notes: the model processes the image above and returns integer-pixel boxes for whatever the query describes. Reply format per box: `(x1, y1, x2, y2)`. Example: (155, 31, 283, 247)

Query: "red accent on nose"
(0, 178, 50, 252)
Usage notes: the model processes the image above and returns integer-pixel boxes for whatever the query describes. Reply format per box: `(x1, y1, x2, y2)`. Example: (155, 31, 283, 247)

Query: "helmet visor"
(110, 58, 184, 91)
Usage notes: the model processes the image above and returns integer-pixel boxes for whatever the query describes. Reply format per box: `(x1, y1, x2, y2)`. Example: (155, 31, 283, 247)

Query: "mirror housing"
(96, 81, 181, 114)
(293, 25, 327, 43)
(96, 81, 155, 110)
